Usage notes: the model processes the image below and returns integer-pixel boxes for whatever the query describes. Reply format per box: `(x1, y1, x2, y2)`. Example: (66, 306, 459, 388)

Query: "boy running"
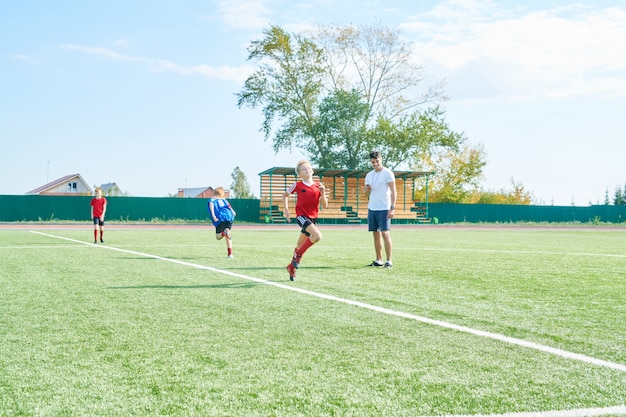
(282, 160, 328, 281)
(208, 187, 237, 258)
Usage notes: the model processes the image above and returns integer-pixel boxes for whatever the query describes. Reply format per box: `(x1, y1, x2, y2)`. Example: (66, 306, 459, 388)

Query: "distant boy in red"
(90, 188, 107, 243)
(282, 160, 328, 281)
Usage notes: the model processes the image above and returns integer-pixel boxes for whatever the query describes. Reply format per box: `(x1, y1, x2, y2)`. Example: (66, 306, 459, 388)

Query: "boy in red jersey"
(282, 160, 328, 281)
(90, 188, 107, 243)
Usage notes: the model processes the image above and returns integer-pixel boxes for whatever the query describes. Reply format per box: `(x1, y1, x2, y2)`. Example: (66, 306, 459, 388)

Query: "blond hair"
(214, 187, 225, 198)
(295, 159, 311, 175)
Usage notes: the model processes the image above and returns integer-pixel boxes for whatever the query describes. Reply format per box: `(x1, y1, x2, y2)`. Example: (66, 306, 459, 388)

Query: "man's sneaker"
(368, 260, 384, 267)
(286, 263, 296, 281)
(384, 261, 393, 268)
(292, 251, 303, 268)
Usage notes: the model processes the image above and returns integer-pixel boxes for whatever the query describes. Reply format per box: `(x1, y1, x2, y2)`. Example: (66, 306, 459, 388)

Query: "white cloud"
(61, 45, 143, 62)
(10, 54, 37, 63)
(216, 0, 272, 30)
(401, 2, 626, 99)
(62, 44, 253, 83)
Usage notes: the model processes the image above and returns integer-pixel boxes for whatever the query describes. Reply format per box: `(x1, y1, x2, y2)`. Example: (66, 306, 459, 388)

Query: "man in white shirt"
(363, 151, 397, 268)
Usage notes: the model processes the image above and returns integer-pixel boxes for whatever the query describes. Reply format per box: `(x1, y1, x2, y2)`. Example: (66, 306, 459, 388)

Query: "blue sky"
(1, 0, 625, 205)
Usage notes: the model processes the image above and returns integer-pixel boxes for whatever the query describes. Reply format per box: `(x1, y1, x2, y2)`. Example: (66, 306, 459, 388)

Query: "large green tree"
(237, 23, 464, 171)
(236, 25, 326, 155)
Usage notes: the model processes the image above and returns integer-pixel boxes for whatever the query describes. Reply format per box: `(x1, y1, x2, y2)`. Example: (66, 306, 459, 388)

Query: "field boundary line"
(403, 247, 626, 259)
(31, 231, 626, 374)
(422, 405, 626, 417)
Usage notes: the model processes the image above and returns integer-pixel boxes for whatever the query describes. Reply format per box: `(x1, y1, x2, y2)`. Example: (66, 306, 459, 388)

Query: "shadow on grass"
(220, 266, 335, 271)
(107, 282, 259, 290)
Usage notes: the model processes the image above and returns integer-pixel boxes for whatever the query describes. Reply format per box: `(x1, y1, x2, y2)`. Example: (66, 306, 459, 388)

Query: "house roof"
(100, 183, 119, 192)
(26, 173, 92, 195)
(179, 187, 213, 197)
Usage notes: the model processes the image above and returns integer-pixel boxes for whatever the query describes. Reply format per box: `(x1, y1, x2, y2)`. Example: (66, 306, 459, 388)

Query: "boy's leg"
(226, 228, 233, 257)
(292, 224, 322, 267)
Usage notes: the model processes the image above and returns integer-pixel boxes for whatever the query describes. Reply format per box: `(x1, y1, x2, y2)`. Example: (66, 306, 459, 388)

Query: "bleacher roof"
(258, 167, 434, 179)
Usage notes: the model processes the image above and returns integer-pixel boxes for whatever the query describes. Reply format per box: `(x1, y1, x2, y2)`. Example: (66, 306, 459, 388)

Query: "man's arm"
(388, 179, 397, 217)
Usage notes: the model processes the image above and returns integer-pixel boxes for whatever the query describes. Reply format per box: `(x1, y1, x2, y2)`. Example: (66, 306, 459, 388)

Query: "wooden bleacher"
(259, 167, 433, 224)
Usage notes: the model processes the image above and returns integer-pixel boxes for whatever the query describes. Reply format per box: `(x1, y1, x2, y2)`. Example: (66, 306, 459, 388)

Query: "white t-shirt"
(365, 167, 395, 210)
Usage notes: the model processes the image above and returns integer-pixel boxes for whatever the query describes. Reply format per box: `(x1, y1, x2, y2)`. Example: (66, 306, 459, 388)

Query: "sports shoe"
(286, 263, 296, 281)
(100, 239, 104, 243)
(93, 240, 97, 244)
(384, 261, 393, 268)
(368, 260, 384, 267)
(292, 251, 303, 268)
(227, 254, 233, 259)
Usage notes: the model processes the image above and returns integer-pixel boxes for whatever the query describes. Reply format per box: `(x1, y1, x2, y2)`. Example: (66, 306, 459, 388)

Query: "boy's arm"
(227, 201, 236, 217)
(208, 201, 218, 222)
(282, 191, 291, 222)
(101, 202, 107, 219)
(319, 182, 328, 209)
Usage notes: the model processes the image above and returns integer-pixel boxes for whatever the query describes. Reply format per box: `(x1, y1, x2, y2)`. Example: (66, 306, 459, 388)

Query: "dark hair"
(369, 151, 381, 159)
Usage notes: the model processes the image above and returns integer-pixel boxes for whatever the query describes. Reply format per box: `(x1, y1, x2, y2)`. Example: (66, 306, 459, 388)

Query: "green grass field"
(0, 225, 625, 416)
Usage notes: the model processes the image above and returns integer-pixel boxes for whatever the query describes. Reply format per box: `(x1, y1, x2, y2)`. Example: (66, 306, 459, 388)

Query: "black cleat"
(286, 263, 297, 281)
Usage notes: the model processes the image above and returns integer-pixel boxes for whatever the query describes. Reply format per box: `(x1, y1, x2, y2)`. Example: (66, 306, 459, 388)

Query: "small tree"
(613, 185, 623, 206)
(230, 167, 255, 199)
(414, 143, 487, 203)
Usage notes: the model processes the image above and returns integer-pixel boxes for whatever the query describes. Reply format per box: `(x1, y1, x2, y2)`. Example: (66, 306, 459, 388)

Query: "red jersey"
(91, 197, 107, 217)
(288, 181, 322, 218)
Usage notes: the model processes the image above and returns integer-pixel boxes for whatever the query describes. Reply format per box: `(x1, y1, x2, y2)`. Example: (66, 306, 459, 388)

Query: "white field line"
(424, 405, 626, 417)
(30, 231, 626, 375)
(400, 247, 626, 259)
(8, 239, 624, 259)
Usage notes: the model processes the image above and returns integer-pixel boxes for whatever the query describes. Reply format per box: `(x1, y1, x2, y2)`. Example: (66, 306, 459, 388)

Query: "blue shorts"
(367, 210, 390, 232)
(296, 216, 317, 236)
(93, 217, 105, 226)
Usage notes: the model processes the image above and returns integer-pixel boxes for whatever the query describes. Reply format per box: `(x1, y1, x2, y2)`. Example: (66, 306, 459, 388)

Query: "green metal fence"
(0, 195, 260, 223)
(428, 203, 626, 224)
(1, 195, 624, 224)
